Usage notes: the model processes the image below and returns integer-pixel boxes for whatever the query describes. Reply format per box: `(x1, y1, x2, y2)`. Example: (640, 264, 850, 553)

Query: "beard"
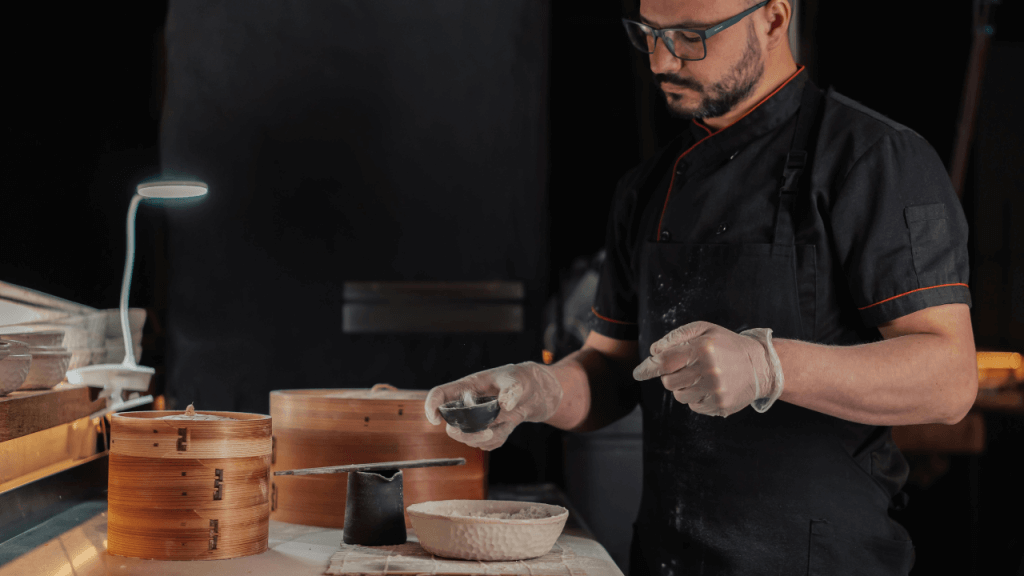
(654, 22, 765, 121)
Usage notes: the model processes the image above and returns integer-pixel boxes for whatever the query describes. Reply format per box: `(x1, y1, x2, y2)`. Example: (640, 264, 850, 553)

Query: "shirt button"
(729, 150, 739, 160)
(675, 167, 685, 176)
(660, 230, 672, 242)
(716, 223, 728, 235)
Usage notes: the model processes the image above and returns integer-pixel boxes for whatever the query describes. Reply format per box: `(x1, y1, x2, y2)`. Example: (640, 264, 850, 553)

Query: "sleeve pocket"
(904, 203, 955, 285)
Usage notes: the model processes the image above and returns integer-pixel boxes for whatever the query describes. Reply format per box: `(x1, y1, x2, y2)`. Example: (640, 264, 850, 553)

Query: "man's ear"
(763, 0, 792, 51)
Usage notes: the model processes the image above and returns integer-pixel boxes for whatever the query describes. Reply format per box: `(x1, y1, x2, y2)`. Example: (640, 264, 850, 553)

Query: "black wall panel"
(160, 1, 550, 412)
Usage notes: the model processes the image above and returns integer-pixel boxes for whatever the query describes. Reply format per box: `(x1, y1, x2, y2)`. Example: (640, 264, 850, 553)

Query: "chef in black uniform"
(424, 0, 978, 574)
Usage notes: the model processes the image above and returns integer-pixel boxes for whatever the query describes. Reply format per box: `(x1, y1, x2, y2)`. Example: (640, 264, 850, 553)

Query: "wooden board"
(0, 385, 104, 442)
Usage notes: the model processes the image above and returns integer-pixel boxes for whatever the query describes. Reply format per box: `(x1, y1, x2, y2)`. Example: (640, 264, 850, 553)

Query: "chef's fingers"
(484, 407, 520, 429)
(445, 423, 494, 445)
(424, 369, 507, 425)
(424, 386, 451, 425)
(667, 375, 708, 401)
(473, 410, 525, 450)
(672, 380, 711, 406)
(650, 321, 717, 356)
(495, 371, 523, 412)
(689, 397, 728, 418)
(424, 381, 472, 425)
(446, 421, 514, 451)
(660, 370, 702, 393)
(633, 341, 700, 381)
(490, 406, 526, 429)
(472, 421, 517, 451)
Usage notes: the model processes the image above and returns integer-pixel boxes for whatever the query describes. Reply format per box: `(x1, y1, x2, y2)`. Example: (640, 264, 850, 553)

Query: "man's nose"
(648, 38, 683, 76)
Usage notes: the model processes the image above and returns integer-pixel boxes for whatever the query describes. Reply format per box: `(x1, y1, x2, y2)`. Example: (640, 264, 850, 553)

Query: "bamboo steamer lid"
(107, 410, 272, 560)
(270, 384, 486, 528)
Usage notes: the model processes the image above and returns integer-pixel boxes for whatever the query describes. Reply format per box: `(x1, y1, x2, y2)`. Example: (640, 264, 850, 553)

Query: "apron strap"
(772, 82, 826, 249)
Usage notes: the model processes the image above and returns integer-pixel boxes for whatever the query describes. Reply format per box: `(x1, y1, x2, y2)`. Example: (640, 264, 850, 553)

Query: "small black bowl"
(438, 396, 501, 433)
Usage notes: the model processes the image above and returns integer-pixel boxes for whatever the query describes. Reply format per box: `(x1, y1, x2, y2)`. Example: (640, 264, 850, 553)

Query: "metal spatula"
(273, 457, 466, 476)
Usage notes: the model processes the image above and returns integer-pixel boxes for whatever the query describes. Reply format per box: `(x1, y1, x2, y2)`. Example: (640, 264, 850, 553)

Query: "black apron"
(629, 84, 916, 576)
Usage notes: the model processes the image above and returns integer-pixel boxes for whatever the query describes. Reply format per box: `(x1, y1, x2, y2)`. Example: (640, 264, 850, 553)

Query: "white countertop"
(0, 502, 623, 576)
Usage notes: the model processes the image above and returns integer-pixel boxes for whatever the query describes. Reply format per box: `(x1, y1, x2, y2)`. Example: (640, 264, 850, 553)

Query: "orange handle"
(976, 352, 1022, 370)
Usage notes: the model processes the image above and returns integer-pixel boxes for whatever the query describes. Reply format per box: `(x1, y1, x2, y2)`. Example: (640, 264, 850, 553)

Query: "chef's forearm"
(774, 332, 977, 426)
(543, 347, 639, 432)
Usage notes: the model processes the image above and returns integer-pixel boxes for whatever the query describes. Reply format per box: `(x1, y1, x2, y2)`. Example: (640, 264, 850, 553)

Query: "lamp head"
(136, 180, 208, 199)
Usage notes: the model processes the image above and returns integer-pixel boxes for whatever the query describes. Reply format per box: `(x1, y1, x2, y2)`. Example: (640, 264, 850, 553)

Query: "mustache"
(654, 73, 703, 92)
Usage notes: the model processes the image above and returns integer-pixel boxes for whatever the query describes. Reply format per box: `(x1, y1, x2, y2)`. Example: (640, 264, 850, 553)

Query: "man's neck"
(702, 57, 799, 131)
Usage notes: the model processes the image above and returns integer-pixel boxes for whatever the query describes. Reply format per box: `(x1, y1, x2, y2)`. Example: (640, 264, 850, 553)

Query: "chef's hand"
(632, 321, 784, 417)
(424, 362, 563, 451)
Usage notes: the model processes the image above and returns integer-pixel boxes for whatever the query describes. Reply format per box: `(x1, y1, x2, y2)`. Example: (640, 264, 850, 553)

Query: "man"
(425, 0, 977, 573)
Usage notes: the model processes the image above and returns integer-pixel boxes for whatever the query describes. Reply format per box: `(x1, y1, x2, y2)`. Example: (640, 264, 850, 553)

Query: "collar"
(680, 65, 808, 162)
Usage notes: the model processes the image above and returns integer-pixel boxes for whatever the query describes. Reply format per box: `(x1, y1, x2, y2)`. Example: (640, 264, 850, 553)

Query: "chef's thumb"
(651, 321, 713, 356)
(633, 355, 663, 381)
(423, 387, 446, 425)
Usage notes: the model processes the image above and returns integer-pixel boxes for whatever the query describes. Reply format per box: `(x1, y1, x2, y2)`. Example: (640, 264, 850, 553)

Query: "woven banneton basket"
(107, 410, 272, 560)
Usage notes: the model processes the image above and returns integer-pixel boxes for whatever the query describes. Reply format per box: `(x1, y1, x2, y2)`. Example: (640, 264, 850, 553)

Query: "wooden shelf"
(0, 386, 105, 443)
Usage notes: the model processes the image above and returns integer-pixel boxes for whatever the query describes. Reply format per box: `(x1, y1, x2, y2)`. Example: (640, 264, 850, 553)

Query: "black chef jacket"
(590, 67, 970, 574)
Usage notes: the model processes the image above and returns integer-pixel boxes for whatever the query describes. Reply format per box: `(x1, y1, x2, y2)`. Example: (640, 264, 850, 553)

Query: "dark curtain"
(160, 1, 550, 413)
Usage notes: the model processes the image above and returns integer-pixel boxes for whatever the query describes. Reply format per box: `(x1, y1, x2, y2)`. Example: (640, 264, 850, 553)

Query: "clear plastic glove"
(631, 321, 784, 417)
(424, 362, 563, 451)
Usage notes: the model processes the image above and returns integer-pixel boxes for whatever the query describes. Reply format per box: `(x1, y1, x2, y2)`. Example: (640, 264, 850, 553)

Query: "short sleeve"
(590, 170, 642, 340)
(830, 130, 971, 326)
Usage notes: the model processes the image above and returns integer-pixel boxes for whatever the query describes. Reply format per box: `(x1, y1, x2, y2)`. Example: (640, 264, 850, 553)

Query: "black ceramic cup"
(343, 469, 407, 546)
(438, 396, 501, 433)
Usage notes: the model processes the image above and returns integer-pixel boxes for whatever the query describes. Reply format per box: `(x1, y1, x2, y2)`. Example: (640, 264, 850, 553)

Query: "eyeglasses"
(621, 1, 768, 61)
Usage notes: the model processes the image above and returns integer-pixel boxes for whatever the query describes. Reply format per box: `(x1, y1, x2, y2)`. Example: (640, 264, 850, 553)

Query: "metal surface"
(342, 281, 525, 333)
(0, 455, 108, 546)
(274, 457, 466, 477)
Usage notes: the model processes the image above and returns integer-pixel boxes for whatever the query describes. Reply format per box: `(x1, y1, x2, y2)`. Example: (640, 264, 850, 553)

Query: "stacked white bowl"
(0, 332, 71, 392)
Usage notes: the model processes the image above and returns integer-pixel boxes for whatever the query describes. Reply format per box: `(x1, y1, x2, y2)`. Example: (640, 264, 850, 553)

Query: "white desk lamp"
(68, 180, 208, 418)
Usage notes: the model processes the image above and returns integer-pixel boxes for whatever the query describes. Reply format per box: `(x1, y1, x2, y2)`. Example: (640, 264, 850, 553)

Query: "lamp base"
(67, 363, 155, 418)
(67, 363, 154, 389)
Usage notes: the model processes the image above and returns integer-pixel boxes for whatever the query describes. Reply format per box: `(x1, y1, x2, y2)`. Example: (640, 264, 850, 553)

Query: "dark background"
(2, 1, 1022, 574)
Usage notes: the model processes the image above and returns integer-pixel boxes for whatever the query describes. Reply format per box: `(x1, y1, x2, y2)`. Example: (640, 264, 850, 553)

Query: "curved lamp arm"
(120, 193, 144, 367)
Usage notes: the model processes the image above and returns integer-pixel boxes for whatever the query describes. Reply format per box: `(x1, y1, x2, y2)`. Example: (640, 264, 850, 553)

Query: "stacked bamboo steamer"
(271, 384, 486, 527)
(107, 410, 272, 560)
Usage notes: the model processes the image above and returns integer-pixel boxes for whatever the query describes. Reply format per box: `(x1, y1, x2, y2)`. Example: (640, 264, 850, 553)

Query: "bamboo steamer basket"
(107, 410, 272, 560)
(270, 384, 487, 528)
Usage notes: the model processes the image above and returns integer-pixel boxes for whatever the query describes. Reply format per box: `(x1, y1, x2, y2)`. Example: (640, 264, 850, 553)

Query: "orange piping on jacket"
(656, 65, 806, 238)
(858, 283, 970, 310)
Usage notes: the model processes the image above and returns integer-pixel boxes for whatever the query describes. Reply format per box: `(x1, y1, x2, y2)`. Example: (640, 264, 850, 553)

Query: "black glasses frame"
(621, 0, 769, 61)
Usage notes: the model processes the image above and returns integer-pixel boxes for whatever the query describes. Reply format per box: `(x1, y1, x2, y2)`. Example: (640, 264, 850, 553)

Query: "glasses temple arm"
(703, 0, 769, 40)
